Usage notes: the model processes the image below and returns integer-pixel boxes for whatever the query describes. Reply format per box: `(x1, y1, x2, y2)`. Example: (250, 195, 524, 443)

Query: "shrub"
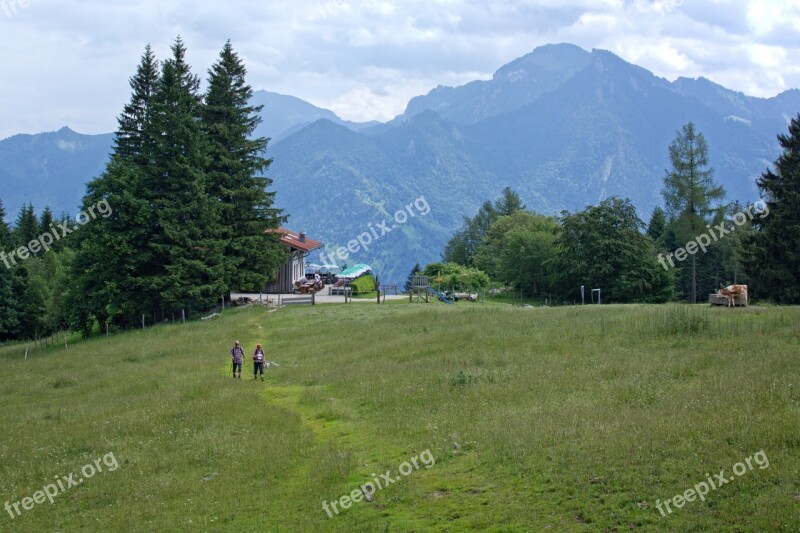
(422, 262, 490, 291)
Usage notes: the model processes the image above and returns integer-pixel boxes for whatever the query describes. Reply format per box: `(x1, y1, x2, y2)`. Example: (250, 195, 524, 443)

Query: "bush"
(422, 262, 490, 291)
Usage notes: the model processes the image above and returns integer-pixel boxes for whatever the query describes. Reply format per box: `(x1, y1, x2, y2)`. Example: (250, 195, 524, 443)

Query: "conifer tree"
(71, 45, 160, 330)
(495, 186, 525, 216)
(13, 203, 38, 249)
(662, 123, 725, 302)
(202, 40, 285, 292)
(72, 38, 290, 333)
(38, 207, 54, 236)
(646, 206, 667, 245)
(743, 114, 800, 303)
(404, 263, 421, 293)
(114, 44, 159, 163)
(141, 36, 224, 314)
(0, 200, 19, 339)
(0, 200, 11, 249)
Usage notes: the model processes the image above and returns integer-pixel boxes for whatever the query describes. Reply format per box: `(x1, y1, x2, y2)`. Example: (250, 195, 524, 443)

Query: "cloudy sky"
(0, 0, 798, 140)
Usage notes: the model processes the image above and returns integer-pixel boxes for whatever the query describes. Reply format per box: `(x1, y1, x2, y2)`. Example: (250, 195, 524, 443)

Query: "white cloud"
(328, 87, 404, 122)
(748, 44, 786, 68)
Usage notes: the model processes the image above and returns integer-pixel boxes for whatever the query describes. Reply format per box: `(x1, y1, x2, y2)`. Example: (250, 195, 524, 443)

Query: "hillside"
(1, 302, 798, 530)
(2, 44, 800, 281)
(0, 127, 113, 219)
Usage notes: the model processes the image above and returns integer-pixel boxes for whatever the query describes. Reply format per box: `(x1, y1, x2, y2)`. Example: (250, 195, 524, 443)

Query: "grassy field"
(0, 302, 798, 531)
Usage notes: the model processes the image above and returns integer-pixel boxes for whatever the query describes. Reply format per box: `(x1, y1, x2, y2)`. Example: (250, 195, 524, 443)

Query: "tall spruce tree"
(0, 200, 11, 250)
(72, 159, 152, 331)
(72, 38, 290, 333)
(141, 36, 224, 315)
(0, 200, 19, 339)
(743, 114, 800, 303)
(114, 44, 159, 162)
(662, 122, 725, 303)
(38, 207, 54, 235)
(202, 40, 285, 292)
(13, 203, 39, 249)
(646, 206, 667, 245)
(71, 45, 160, 331)
(37, 206, 61, 251)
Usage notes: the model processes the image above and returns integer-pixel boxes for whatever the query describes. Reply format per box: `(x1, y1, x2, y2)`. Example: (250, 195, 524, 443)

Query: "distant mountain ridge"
(2, 44, 799, 282)
(403, 43, 594, 124)
(251, 91, 378, 141)
(0, 127, 113, 219)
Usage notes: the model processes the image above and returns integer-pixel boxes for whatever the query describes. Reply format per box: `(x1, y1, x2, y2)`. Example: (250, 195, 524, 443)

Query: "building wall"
(264, 248, 308, 293)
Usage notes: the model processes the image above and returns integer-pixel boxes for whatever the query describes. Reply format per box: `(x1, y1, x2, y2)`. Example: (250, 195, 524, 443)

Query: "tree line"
(0, 38, 287, 340)
(429, 119, 799, 304)
(0, 203, 75, 341)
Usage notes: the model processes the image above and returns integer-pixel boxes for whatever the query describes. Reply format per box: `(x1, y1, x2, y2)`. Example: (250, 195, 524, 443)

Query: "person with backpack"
(230, 340, 245, 379)
(253, 343, 266, 381)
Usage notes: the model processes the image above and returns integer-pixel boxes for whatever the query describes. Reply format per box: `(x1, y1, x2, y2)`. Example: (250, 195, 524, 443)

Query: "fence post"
(142, 314, 145, 330)
(312, 291, 316, 305)
(182, 309, 186, 324)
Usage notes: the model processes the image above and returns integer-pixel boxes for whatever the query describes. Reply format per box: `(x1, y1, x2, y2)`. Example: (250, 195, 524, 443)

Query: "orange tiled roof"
(269, 227, 324, 252)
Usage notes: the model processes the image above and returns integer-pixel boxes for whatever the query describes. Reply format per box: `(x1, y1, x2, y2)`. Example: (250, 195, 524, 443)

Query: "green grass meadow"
(0, 302, 798, 531)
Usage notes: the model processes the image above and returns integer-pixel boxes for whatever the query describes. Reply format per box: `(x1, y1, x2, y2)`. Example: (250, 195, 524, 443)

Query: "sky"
(0, 0, 799, 140)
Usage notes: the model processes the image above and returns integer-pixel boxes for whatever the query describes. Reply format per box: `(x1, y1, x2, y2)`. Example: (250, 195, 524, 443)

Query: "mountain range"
(2, 43, 798, 283)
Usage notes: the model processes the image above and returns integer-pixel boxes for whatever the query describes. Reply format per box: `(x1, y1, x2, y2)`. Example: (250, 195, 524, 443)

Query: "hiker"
(230, 340, 245, 379)
(253, 343, 265, 381)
